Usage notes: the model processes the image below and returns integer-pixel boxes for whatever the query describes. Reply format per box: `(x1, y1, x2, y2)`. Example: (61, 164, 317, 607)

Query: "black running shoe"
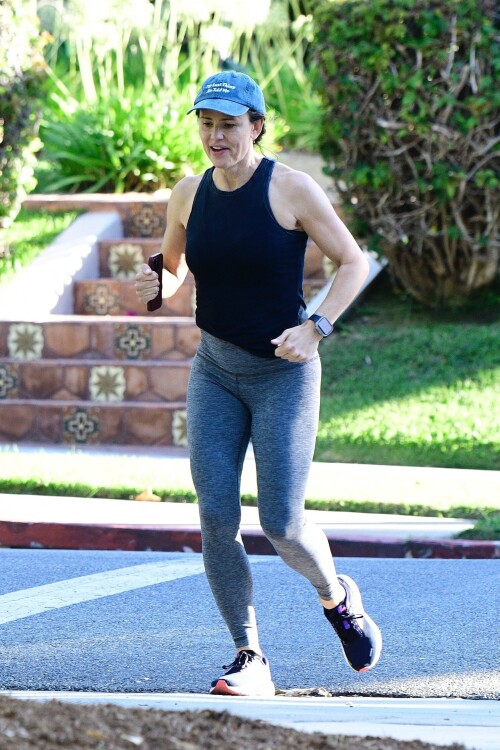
(210, 649, 275, 697)
(324, 574, 382, 673)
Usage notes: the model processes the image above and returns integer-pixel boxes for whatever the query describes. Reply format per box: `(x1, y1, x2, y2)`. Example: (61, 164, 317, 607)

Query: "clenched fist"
(135, 264, 160, 304)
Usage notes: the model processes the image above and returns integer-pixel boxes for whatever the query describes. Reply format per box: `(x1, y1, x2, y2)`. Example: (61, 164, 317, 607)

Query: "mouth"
(210, 146, 228, 153)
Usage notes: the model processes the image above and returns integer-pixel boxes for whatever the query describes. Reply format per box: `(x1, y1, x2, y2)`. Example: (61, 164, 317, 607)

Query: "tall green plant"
(36, 0, 288, 192)
(248, 1, 322, 151)
(0, 0, 46, 229)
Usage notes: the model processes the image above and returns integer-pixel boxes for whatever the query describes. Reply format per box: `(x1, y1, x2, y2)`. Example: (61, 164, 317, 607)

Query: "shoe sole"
(210, 679, 276, 697)
(337, 574, 383, 673)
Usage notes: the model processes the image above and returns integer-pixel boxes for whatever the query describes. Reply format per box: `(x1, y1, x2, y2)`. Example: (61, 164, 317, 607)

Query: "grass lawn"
(316, 272, 500, 471)
(0, 214, 498, 535)
(0, 208, 79, 285)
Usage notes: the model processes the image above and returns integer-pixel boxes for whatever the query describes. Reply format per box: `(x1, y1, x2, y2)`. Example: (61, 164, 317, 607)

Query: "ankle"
(320, 590, 346, 610)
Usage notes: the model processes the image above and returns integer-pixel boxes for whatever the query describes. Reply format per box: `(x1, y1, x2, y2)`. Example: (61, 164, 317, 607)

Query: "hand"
(135, 263, 160, 304)
(271, 321, 321, 362)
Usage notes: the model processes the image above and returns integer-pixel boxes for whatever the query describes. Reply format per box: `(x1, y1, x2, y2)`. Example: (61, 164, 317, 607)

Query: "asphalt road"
(0, 549, 498, 699)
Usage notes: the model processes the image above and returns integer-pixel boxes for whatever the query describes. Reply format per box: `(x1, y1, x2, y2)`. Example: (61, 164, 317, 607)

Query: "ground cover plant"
(0, 208, 78, 286)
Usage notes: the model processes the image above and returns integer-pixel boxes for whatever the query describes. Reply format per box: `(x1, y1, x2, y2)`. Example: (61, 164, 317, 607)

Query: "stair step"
(0, 359, 190, 403)
(96, 238, 330, 280)
(0, 399, 187, 446)
(73, 278, 195, 317)
(23, 194, 169, 237)
(98, 238, 162, 278)
(0, 317, 200, 361)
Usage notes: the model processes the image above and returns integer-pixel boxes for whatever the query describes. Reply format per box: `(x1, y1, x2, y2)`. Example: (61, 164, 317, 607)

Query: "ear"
(251, 118, 264, 140)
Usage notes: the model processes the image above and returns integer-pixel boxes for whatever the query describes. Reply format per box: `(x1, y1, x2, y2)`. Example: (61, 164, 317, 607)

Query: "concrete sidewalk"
(1, 445, 498, 558)
(4, 691, 500, 750)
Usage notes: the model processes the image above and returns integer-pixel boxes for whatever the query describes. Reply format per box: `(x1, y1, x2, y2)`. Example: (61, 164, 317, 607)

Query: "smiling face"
(198, 110, 263, 169)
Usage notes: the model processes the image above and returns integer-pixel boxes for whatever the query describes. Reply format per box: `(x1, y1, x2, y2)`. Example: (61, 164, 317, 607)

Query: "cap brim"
(187, 98, 250, 116)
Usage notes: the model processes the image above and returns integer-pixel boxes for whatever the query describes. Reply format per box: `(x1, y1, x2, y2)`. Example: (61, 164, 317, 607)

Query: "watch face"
(317, 317, 334, 336)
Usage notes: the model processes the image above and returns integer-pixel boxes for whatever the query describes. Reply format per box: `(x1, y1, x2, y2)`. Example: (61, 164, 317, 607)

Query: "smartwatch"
(309, 313, 334, 337)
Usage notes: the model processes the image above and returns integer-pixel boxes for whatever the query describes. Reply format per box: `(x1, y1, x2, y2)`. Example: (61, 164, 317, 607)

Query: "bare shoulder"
(168, 174, 204, 227)
(170, 174, 203, 203)
(271, 161, 327, 204)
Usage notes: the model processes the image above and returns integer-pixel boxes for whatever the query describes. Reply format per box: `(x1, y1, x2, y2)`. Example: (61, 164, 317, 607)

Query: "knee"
(199, 504, 240, 540)
(260, 515, 302, 543)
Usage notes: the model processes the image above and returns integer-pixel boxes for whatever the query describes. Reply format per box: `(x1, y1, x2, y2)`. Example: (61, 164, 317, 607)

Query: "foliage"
(0, 475, 497, 522)
(0, 0, 46, 229)
(314, 0, 500, 307)
(0, 208, 78, 285)
(36, 79, 208, 193)
(34, 0, 304, 193)
(315, 273, 500, 470)
(248, 1, 323, 151)
(456, 513, 500, 540)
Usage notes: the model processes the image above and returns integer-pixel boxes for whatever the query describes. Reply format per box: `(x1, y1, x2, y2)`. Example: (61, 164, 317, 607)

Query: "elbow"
(360, 252, 370, 280)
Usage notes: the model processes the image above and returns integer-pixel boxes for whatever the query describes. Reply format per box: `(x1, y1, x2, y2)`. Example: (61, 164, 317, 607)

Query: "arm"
(271, 172, 369, 362)
(135, 178, 192, 304)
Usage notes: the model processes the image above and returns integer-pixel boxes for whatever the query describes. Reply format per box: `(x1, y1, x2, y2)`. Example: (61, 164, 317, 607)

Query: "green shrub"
(314, 0, 499, 307)
(37, 82, 207, 193)
(0, 0, 46, 229)
(35, 0, 291, 193)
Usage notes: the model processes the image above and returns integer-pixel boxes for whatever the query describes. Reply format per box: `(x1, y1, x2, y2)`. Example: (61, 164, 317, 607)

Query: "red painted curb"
(0, 520, 498, 559)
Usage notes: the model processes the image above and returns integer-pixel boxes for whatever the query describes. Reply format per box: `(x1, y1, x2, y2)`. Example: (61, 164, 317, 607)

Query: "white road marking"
(0, 558, 205, 625)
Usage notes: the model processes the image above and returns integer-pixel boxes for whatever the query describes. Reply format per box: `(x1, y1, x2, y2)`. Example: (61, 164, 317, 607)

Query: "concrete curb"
(0, 520, 498, 559)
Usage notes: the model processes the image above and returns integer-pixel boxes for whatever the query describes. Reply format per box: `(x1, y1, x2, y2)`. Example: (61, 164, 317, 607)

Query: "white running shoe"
(210, 649, 276, 697)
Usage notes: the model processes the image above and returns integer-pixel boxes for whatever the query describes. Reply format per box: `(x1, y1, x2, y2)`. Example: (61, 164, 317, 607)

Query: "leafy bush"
(247, 2, 323, 151)
(35, 0, 296, 193)
(314, 0, 499, 307)
(0, 0, 46, 228)
(37, 81, 207, 193)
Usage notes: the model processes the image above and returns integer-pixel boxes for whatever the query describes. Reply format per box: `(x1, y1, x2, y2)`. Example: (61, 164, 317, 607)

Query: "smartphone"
(147, 252, 163, 312)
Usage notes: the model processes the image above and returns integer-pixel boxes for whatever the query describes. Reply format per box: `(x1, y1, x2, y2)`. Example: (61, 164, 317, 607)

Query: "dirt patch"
(0, 695, 468, 750)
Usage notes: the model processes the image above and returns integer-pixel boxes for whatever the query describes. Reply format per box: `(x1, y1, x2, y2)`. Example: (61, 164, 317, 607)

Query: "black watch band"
(309, 313, 334, 337)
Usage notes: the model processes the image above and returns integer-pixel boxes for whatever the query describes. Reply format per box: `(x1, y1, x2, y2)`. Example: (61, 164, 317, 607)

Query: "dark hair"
(195, 108, 266, 145)
(248, 109, 266, 145)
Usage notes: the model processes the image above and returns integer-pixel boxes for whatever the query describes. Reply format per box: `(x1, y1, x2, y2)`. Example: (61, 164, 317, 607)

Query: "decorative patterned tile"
(64, 407, 100, 443)
(172, 409, 188, 447)
(108, 243, 144, 280)
(0, 404, 35, 439)
(44, 323, 91, 357)
(127, 205, 165, 238)
(114, 324, 151, 360)
(19, 362, 63, 399)
(89, 365, 126, 402)
(82, 283, 121, 315)
(7, 323, 44, 360)
(150, 365, 189, 401)
(0, 363, 18, 398)
(126, 405, 171, 444)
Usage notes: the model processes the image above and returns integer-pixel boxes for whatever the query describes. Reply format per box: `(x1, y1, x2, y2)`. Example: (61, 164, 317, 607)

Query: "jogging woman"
(135, 71, 382, 696)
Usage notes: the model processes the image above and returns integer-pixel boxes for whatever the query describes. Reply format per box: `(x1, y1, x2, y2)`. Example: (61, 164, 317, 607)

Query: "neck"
(214, 154, 262, 191)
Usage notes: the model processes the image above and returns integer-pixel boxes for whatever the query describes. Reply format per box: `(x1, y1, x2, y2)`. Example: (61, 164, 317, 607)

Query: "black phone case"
(147, 252, 163, 312)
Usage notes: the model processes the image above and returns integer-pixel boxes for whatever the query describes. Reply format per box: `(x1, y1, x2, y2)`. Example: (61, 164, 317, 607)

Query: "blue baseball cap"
(188, 71, 266, 117)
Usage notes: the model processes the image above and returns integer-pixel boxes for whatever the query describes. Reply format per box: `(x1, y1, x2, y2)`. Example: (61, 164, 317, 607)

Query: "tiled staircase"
(0, 196, 330, 447)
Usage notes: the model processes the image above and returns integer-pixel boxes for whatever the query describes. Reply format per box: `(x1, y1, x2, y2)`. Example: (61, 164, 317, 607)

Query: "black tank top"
(185, 157, 308, 358)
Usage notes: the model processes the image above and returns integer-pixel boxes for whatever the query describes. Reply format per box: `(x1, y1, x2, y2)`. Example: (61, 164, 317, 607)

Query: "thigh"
(187, 355, 251, 517)
(249, 356, 321, 525)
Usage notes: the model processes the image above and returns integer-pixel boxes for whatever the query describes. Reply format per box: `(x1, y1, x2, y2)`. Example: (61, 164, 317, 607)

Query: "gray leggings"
(187, 330, 338, 651)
